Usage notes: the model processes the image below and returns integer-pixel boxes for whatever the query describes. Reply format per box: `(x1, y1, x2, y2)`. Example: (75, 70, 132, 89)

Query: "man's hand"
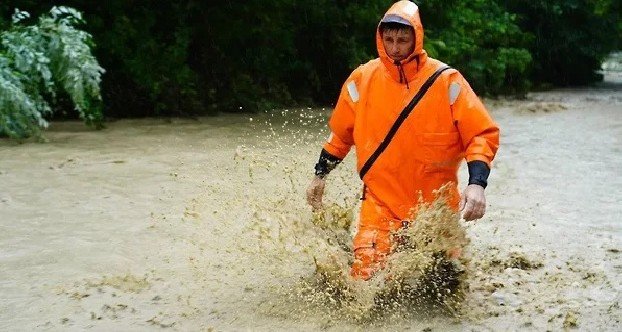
(306, 176, 326, 210)
(459, 184, 486, 221)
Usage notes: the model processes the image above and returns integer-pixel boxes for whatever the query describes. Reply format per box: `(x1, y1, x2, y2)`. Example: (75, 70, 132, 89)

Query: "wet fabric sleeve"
(450, 73, 500, 168)
(322, 75, 357, 160)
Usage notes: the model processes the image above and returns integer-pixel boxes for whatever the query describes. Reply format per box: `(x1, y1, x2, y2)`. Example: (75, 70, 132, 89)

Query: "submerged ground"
(1, 74, 621, 331)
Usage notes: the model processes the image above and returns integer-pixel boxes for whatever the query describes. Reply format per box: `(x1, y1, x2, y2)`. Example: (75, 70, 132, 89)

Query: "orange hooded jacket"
(323, 1, 499, 221)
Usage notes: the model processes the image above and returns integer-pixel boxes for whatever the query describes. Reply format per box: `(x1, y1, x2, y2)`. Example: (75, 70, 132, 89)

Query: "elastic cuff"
(467, 160, 490, 189)
(314, 149, 342, 177)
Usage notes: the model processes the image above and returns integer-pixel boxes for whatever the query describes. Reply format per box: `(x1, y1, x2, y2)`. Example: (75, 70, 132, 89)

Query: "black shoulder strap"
(359, 65, 451, 180)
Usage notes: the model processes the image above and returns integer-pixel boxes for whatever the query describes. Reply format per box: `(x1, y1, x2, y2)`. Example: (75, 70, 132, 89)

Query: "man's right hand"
(306, 176, 326, 210)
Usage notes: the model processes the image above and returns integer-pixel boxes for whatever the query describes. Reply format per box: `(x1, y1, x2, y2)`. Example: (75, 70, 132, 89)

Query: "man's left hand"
(459, 184, 486, 221)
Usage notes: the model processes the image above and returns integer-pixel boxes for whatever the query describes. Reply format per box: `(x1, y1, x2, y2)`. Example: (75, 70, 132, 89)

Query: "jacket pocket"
(421, 132, 463, 173)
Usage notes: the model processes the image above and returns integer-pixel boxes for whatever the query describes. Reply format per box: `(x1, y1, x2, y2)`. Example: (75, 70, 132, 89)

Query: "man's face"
(382, 28, 415, 62)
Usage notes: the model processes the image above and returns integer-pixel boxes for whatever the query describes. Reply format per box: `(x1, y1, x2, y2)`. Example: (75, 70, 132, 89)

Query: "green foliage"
(88, 2, 200, 116)
(0, 6, 104, 138)
(506, 0, 622, 86)
(291, 1, 386, 103)
(2, 1, 620, 119)
(190, 0, 383, 111)
(418, 0, 532, 95)
(0, 55, 49, 138)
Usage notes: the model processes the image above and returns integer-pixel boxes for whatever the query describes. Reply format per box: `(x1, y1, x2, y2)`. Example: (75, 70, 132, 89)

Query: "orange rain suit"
(322, 1, 500, 280)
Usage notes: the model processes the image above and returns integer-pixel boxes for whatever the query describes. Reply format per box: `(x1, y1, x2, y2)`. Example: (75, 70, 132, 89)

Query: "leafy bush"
(87, 3, 201, 116)
(0, 6, 104, 138)
(418, 0, 532, 95)
(2, 1, 620, 119)
(506, 0, 622, 86)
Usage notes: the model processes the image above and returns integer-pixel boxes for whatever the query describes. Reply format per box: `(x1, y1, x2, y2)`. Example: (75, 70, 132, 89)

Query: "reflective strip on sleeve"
(449, 82, 461, 106)
(327, 132, 334, 142)
(347, 81, 360, 103)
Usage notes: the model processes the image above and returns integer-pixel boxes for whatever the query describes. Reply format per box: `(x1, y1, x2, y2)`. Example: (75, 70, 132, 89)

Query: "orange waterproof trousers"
(350, 189, 404, 280)
(350, 187, 462, 280)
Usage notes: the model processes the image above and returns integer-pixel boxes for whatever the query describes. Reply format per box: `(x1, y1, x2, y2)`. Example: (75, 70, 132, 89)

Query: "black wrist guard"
(314, 149, 342, 178)
(467, 160, 490, 188)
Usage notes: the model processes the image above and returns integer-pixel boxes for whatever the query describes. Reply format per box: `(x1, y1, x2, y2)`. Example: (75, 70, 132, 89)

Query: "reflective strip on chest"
(347, 81, 360, 103)
(449, 82, 461, 105)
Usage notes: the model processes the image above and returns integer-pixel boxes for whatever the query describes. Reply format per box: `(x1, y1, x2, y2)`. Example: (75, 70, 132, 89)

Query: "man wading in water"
(306, 0, 499, 280)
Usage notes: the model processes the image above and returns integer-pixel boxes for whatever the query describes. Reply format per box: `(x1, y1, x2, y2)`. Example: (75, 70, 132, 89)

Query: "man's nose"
(388, 43, 398, 53)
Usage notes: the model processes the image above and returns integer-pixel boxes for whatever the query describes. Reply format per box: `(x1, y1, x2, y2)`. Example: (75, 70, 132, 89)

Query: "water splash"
(225, 109, 473, 326)
(250, 187, 470, 326)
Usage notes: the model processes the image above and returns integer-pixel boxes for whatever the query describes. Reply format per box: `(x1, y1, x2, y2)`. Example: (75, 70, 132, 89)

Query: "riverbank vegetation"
(0, 0, 620, 137)
(0, 6, 103, 138)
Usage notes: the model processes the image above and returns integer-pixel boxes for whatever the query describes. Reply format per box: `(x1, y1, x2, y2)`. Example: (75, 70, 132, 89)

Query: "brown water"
(1, 78, 621, 330)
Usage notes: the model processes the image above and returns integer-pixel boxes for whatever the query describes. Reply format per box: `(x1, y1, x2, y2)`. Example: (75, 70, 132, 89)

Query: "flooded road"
(1, 76, 621, 330)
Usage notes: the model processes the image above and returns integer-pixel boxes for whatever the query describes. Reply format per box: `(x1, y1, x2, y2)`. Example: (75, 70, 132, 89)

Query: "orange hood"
(376, 0, 427, 83)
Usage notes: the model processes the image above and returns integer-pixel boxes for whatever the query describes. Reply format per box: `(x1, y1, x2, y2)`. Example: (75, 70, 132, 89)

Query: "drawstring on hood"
(394, 60, 410, 89)
(393, 52, 420, 89)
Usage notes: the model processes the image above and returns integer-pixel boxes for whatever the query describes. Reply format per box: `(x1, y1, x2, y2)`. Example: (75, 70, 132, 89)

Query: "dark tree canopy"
(1, 0, 620, 118)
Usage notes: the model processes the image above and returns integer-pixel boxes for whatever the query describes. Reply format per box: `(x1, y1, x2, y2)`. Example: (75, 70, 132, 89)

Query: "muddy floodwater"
(1, 75, 621, 331)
